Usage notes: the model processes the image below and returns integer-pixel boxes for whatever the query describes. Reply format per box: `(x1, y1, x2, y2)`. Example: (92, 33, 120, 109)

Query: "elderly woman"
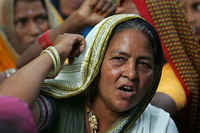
(0, 14, 178, 133)
(116, 1, 200, 132)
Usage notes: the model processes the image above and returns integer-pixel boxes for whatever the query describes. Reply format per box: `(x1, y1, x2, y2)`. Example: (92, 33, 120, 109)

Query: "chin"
(113, 102, 136, 113)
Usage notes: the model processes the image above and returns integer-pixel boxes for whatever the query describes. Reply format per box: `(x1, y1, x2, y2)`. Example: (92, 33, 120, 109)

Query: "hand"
(53, 33, 86, 63)
(115, 0, 139, 14)
(76, 0, 117, 26)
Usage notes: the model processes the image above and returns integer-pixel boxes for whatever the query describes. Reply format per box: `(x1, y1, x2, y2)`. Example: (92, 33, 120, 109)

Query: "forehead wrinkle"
(110, 49, 130, 57)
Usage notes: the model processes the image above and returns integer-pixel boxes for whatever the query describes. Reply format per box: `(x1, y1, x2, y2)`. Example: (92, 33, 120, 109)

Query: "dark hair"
(86, 18, 165, 104)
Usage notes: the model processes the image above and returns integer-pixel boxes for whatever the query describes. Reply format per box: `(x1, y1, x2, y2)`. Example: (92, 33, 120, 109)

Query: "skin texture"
(14, 0, 49, 54)
(115, 0, 139, 14)
(16, 0, 116, 68)
(59, 0, 115, 19)
(0, 33, 86, 124)
(115, 0, 177, 115)
(59, 0, 84, 18)
(93, 29, 154, 132)
(180, 0, 200, 40)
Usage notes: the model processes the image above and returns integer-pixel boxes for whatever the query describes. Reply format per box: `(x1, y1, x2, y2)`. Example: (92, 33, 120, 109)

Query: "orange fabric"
(157, 63, 186, 110)
(0, 34, 16, 72)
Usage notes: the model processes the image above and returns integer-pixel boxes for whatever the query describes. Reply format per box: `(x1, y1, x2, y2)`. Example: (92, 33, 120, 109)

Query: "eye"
(192, 2, 200, 12)
(137, 61, 152, 72)
(15, 18, 28, 27)
(35, 15, 48, 24)
(111, 56, 127, 65)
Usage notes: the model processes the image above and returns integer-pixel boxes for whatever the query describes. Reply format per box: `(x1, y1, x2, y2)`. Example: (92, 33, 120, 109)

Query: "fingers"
(100, 1, 112, 14)
(69, 34, 86, 57)
(94, 0, 105, 12)
(89, 0, 98, 9)
(54, 33, 86, 60)
(96, 0, 116, 17)
(102, 2, 116, 17)
(90, 0, 116, 16)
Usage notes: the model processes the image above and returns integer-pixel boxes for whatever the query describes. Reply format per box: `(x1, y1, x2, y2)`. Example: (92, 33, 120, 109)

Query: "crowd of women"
(0, 0, 200, 133)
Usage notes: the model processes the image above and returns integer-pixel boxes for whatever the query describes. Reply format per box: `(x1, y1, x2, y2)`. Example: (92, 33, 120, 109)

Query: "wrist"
(38, 30, 54, 50)
(54, 44, 69, 64)
(72, 11, 90, 27)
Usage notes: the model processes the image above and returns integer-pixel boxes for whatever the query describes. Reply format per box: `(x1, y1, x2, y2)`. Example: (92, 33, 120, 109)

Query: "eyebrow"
(111, 50, 153, 59)
(137, 56, 153, 61)
(111, 50, 129, 57)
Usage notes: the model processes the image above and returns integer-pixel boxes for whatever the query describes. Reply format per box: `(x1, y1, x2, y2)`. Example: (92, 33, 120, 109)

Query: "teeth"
(120, 86, 133, 92)
(124, 86, 132, 90)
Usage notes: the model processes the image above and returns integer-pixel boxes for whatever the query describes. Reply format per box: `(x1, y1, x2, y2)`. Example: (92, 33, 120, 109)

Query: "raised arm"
(16, 0, 116, 68)
(0, 33, 85, 106)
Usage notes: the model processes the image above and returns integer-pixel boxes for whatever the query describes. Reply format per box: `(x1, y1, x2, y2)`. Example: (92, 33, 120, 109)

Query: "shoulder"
(131, 104, 178, 133)
(144, 104, 178, 133)
(145, 104, 170, 119)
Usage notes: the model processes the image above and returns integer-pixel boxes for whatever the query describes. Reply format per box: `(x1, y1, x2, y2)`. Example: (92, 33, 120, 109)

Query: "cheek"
(39, 21, 49, 32)
(102, 64, 121, 82)
(138, 71, 153, 87)
(16, 27, 25, 38)
(99, 62, 121, 88)
(15, 29, 26, 43)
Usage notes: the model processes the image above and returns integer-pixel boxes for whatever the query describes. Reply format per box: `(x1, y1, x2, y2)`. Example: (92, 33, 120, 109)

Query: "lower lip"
(118, 89, 136, 99)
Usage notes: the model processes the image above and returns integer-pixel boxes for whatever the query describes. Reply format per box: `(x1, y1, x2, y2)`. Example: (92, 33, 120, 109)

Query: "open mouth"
(117, 85, 137, 99)
(119, 86, 133, 92)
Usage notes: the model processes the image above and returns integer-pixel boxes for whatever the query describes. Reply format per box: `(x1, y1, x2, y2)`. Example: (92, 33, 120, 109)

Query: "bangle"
(41, 46, 61, 78)
(4, 68, 16, 78)
(38, 30, 54, 49)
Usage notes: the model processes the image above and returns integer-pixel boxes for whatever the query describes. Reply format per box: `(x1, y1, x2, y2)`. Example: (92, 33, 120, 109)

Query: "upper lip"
(117, 83, 137, 92)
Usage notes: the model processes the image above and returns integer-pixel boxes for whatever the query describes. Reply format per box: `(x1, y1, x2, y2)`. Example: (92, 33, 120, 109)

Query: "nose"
(28, 20, 40, 36)
(123, 60, 138, 81)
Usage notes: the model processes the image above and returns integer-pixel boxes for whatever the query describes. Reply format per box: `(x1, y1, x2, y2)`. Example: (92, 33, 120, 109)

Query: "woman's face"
(180, 0, 200, 40)
(14, 0, 49, 54)
(96, 29, 154, 112)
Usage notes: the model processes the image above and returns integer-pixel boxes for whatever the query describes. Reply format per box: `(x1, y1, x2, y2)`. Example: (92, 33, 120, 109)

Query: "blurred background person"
(0, 0, 55, 81)
(179, 0, 200, 41)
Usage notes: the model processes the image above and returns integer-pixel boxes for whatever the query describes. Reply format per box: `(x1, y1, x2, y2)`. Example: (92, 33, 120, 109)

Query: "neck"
(90, 96, 121, 133)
